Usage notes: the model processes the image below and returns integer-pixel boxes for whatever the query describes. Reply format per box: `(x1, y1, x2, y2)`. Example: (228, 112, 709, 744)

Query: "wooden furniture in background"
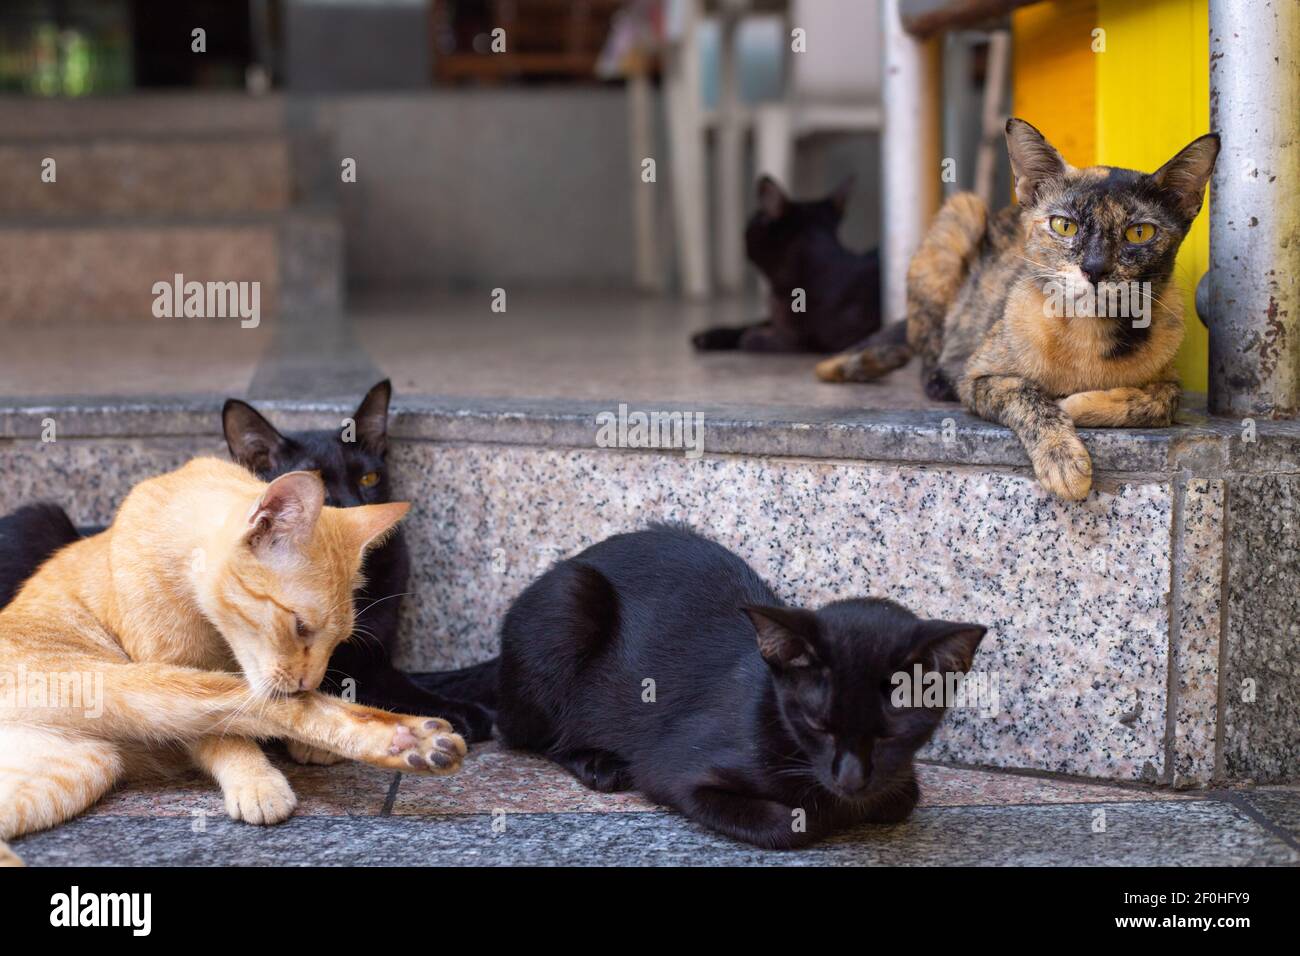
(433, 0, 624, 83)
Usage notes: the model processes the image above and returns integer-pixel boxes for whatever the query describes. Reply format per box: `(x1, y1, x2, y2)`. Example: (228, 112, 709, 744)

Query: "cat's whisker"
(353, 591, 415, 619)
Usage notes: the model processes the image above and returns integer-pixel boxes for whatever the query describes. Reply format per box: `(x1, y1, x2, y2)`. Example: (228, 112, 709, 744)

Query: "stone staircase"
(2, 388, 1296, 790)
(0, 94, 342, 323)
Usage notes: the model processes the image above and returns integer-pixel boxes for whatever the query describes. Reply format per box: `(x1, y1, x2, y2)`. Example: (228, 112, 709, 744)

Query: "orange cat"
(0, 457, 465, 866)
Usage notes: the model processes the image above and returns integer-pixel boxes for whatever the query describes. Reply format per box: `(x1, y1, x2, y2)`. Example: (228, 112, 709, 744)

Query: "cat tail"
(408, 657, 500, 710)
(814, 320, 911, 383)
(905, 191, 987, 398)
(692, 324, 752, 351)
(0, 501, 83, 609)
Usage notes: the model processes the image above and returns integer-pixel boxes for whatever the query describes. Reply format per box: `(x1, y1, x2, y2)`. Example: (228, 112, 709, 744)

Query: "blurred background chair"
(662, 0, 882, 297)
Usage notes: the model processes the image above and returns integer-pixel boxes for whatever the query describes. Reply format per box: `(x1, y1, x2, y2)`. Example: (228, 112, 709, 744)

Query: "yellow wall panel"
(1097, 0, 1210, 390)
(1011, 1, 1098, 167)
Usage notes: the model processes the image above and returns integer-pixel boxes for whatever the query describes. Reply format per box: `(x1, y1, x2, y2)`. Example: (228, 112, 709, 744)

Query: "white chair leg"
(627, 68, 663, 292)
(715, 11, 745, 293)
(664, 27, 711, 298)
(754, 103, 794, 189)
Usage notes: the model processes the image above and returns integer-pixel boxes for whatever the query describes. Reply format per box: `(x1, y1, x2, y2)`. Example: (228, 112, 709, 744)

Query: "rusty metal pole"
(1206, 0, 1300, 418)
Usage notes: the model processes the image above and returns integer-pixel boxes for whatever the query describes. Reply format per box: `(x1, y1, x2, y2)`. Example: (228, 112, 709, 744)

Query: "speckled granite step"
(0, 397, 1296, 788)
(0, 135, 295, 218)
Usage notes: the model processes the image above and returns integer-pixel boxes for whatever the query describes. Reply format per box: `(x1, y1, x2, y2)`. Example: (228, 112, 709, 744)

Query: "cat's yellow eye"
(1125, 222, 1157, 244)
(1049, 216, 1078, 237)
(359, 471, 380, 488)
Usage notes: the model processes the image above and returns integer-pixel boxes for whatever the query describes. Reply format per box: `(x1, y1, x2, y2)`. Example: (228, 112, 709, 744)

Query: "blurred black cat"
(0, 381, 493, 744)
(691, 175, 882, 354)
(429, 524, 985, 849)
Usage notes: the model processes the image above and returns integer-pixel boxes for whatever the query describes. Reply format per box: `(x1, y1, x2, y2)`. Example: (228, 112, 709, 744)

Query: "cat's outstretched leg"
(1058, 380, 1181, 427)
(815, 322, 911, 382)
(191, 736, 297, 825)
(0, 726, 124, 857)
(681, 785, 819, 849)
(554, 748, 634, 793)
(17, 661, 467, 775)
(327, 644, 495, 743)
(964, 373, 1092, 500)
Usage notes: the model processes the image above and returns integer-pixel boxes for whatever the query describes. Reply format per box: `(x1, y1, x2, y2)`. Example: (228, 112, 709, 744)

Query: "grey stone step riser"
(0, 433, 1268, 788)
(0, 140, 294, 217)
(0, 219, 343, 322)
(0, 94, 288, 138)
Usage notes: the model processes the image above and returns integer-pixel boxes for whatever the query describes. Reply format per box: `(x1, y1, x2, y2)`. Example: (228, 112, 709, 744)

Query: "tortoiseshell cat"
(817, 119, 1219, 501)
(692, 176, 881, 353)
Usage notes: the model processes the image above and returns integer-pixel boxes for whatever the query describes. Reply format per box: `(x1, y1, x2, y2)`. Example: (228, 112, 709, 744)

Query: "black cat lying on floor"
(692, 175, 882, 354)
(444, 524, 985, 849)
(0, 381, 493, 744)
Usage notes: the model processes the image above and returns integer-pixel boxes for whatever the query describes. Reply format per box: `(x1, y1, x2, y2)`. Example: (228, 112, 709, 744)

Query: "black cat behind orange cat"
(431, 524, 986, 849)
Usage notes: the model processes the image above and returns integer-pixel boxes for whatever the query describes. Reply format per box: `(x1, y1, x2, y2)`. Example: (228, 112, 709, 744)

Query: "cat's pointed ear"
(744, 605, 821, 670)
(244, 471, 325, 556)
(905, 620, 987, 676)
(342, 501, 410, 558)
(757, 175, 789, 219)
(829, 174, 855, 217)
(223, 399, 288, 476)
(1005, 118, 1068, 205)
(352, 379, 392, 455)
(1150, 133, 1220, 223)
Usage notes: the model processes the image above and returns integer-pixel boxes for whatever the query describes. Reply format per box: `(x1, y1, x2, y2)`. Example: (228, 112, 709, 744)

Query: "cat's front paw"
(286, 739, 345, 766)
(223, 767, 298, 825)
(381, 717, 466, 775)
(814, 353, 853, 382)
(1030, 431, 1093, 501)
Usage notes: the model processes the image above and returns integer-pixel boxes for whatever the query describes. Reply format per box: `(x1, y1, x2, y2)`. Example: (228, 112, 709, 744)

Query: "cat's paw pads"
(1032, 434, 1093, 501)
(286, 739, 345, 766)
(387, 718, 466, 775)
(223, 769, 298, 825)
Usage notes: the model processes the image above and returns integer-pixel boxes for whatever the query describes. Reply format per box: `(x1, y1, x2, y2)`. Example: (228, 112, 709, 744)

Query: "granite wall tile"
(389, 443, 1174, 781)
(1171, 478, 1224, 787)
(0, 436, 224, 525)
(1223, 475, 1300, 781)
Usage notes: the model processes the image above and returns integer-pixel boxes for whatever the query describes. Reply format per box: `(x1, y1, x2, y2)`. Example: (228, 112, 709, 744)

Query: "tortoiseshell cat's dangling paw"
(814, 344, 910, 383)
(1028, 429, 1093, 501)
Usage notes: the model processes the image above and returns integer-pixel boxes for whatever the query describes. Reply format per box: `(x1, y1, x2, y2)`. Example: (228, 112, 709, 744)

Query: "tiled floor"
(0, 291, 947, 412)
(12, 743, 1299, 866)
